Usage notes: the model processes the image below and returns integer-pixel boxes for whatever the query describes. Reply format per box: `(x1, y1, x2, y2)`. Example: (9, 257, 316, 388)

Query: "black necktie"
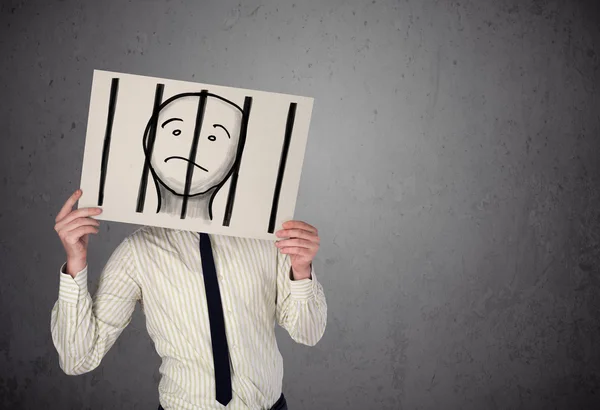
(199, 233, 232, 406)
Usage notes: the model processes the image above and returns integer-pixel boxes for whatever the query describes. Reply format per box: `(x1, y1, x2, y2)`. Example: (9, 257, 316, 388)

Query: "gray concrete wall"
(1, 0, 599, 409)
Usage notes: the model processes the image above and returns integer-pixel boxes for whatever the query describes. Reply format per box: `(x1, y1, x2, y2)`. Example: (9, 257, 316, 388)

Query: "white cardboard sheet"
(78, 70, 313, 240)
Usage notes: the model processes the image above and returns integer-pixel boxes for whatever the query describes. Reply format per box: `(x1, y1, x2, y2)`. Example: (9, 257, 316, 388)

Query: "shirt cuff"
(289, 265, 318, 301)
(58, 262, 89, 304)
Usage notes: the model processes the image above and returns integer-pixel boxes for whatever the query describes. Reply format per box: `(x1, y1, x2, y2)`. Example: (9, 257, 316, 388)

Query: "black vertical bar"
(98, 78, 120, 206)
(181, 90, 208, 219)
(268, 102, 297, 233)
(222, 96, 252, 227)
(136, 83, 164, 213)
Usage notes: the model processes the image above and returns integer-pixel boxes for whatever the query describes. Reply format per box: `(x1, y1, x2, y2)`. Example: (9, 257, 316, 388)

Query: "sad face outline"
(142, 92, 244, 198)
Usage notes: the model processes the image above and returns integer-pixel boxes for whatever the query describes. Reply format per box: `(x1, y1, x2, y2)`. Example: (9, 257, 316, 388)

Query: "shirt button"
(218, 274, 224, 280)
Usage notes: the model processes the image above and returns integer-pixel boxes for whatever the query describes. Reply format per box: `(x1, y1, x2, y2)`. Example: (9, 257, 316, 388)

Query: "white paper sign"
(78, 70, 313, 240)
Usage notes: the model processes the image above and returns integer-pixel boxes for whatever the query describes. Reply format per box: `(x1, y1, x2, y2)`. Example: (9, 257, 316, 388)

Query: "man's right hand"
(54, 189, 102, 277)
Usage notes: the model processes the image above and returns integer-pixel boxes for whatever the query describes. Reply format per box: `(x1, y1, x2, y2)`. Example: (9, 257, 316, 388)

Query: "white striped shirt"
(50, 226, 327, 410)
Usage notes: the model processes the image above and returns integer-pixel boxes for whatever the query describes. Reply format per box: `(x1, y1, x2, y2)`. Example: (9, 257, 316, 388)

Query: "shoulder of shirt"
(125, 226, 275, 249)
(216, 234, 274, 246)
(210, 232, 278, 255)
(124, 225, 171, 244)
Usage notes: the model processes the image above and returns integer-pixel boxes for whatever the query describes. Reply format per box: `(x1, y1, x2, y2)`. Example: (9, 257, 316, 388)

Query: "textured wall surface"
(1, 0, 599, 409)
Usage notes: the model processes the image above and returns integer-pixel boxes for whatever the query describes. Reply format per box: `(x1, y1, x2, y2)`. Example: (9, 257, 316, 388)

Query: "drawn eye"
(208, 135, 216, 141)
(172, 129, 181, 136)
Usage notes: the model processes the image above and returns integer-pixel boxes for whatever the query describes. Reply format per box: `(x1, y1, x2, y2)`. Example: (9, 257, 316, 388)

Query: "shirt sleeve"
(275, 249, 327, 346)
(50, 237, 141, 375)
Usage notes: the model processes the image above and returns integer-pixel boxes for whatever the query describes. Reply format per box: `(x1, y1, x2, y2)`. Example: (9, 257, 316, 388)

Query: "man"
(51, 188, 327, 410)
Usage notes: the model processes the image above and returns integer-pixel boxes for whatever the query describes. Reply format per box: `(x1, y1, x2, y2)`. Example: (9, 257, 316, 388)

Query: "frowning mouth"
(164, 156, 209, 172)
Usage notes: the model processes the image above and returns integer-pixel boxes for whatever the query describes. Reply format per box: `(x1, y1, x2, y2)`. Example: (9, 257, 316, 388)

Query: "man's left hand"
(275, 220, 320, 280)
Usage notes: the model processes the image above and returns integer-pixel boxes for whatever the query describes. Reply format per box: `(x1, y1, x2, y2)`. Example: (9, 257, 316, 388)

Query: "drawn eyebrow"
(161, 118, 183, 128)
(213, 124, 230, 139)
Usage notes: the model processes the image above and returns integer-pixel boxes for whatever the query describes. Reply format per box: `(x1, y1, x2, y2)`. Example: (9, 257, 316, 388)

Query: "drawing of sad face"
(149, 95, 242, 196)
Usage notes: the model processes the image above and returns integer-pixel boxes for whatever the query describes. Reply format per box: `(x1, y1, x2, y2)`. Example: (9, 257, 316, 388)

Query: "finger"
(278, 246, 313, 257)
(55, 207, 102, 231)
(59, 217, 100, 234)
(275, 228, 319, 243)
(62, 225, 100, 245)
(275, 238, 317, 249)
(281, 220, 318, 234)
(56, 189, 85, 223)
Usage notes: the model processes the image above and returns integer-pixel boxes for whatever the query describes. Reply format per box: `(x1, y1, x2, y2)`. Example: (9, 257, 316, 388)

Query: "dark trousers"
(158, 393, 287, 410)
